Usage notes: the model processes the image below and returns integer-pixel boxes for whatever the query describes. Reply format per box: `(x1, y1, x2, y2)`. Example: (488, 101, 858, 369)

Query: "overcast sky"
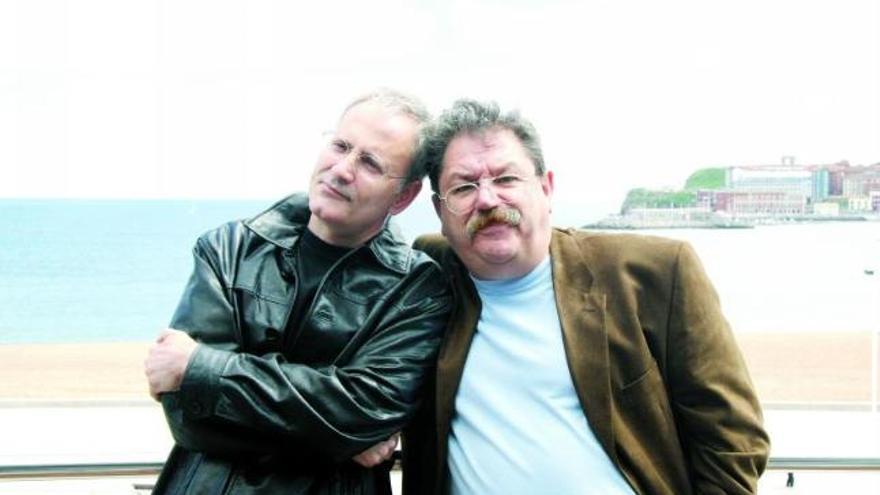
(1, 0, 878, 218)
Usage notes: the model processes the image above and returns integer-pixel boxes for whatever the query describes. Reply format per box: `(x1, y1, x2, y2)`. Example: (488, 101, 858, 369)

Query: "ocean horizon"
(0, 195, 454, 344)
(1, 198, 877, 344)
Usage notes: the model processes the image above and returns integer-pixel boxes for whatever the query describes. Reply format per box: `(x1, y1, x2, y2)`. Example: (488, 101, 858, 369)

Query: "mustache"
(466, 206, 522, 239)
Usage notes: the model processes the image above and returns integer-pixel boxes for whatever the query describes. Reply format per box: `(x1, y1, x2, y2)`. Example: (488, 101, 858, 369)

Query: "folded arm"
(155, 229, 450, 462)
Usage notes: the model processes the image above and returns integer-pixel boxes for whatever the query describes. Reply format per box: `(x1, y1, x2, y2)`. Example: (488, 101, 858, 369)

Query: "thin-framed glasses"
(322, 132, 407, 180)
(435, 174, 531, 215)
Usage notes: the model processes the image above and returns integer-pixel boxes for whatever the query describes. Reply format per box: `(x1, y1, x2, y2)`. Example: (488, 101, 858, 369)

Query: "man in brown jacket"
(402, 99, 770, 494)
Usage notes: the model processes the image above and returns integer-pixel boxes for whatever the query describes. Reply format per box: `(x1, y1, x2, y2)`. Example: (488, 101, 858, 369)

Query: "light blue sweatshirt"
(448, 256, 634, 495)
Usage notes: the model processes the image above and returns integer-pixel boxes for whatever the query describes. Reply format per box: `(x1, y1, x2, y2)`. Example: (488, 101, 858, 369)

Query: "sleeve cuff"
(179, 344, 235, 420)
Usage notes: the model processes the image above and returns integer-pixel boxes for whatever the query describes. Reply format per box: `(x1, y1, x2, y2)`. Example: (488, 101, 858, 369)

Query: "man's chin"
(468, 246, 520, 279)
(308, 198, 347, 223)
(472, 234, 518, 258)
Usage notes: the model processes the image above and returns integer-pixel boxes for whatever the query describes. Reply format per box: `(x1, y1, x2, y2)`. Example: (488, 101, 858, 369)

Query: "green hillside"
(684, 168, 726, 190)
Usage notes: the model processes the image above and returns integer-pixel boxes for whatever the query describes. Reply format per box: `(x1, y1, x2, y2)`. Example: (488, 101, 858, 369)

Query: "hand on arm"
(178, 264, 450, 461)
(158, 227, 450, 463)
(145, 328, 199, 400)
(153, 229, 279, 456)
(351, 433, 399, 468)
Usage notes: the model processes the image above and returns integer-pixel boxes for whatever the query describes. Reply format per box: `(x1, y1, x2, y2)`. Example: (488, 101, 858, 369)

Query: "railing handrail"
(767, 457, 880, 470)
(3, 456, 880, 480)
(0, 462, 164, 479)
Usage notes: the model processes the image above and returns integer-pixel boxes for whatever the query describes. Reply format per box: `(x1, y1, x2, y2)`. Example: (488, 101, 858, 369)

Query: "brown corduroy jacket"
(403, 228, 770, 495)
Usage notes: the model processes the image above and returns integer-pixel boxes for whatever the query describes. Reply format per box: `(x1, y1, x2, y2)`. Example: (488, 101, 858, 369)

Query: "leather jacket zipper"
(281, 245, 363, 355)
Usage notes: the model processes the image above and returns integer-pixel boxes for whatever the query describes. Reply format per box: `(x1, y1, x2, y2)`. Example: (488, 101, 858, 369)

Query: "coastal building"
(812, 168, 830, 202)
(842, 167, 880, 198)
(616, 159, 878, 224)
(712, 190, 807, 216)
(713, 160, 879, 215)
(812, 202, 840, 217)
(695, 190, 717, 210)
(848, 196, 872, 212)
(824, 162, 851, 196)
(727, 166, 814, 201)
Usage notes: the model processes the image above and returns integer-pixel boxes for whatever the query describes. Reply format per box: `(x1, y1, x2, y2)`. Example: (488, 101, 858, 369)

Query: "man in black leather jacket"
(144, 89, 451, 494)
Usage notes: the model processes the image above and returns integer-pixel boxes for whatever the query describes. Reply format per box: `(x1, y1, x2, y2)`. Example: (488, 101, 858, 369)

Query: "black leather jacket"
(153, 193, 451, 494)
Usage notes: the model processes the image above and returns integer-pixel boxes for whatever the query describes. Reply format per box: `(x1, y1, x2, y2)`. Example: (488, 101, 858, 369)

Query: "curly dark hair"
(416, 99, 545, 193)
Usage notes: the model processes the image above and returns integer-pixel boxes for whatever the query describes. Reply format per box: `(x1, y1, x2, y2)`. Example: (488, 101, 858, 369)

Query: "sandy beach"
(737, 330, 874, 405)
(0, 331, 874, 405)
(1, 334, 878, 495)
(0, 342, 152, 401)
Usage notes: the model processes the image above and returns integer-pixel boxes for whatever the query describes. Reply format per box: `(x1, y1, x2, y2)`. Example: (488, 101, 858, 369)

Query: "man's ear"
(389, 180, 422, 215)
(542, 170, 555, 197)
(542, 170, 555, 213)
(431, 193, 442, 218)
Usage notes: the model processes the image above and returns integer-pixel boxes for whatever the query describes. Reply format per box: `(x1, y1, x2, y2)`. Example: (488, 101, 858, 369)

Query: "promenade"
(0, 402, 878, 493)
(1, 335, 879, 493)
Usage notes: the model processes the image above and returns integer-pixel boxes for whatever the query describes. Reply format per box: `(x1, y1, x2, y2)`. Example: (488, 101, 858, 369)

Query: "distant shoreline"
(585, 215, 877, 230)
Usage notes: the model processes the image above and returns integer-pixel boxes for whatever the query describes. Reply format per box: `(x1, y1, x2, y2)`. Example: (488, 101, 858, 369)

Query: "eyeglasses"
(435, 174, 532, 215)
(322, 132, 407, 180)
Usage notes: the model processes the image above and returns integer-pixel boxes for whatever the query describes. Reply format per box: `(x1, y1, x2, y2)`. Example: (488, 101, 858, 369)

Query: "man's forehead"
(454, 127, 509, 145)
(442, 129, 530, 172)
(337, 103, 418, 150)
(339, 101, 414, 129)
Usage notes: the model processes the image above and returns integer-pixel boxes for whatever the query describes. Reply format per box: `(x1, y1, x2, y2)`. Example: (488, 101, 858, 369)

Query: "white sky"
(1, 0, 878, 216)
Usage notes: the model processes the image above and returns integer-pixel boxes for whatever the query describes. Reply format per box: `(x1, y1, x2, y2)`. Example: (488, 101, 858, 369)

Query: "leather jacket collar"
(244, 192, 412, 274)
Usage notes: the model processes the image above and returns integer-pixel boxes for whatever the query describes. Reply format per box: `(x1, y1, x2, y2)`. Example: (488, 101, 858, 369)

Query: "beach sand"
(0, 341, 152, 401)
(0, 331, 874, 404)
(736, 330, 873, 405)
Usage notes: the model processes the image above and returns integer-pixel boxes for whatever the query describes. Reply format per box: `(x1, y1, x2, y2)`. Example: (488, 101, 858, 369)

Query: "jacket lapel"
(432, 229, 617, 483)
(550, 230, 617, 462)
(434, 253, 481, 485)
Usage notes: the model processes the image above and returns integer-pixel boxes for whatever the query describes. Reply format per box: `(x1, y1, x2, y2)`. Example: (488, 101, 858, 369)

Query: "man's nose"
(329, 152, 357, 181)
(473, 182, 502, 211)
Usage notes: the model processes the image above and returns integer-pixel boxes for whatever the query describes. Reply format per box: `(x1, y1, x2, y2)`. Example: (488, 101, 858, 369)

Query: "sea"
(1, 197, 879, 344)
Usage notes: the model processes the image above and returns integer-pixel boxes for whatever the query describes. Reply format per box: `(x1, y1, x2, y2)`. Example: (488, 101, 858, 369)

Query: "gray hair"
(418, 99, 546, 193)
(342, 88, 432, 185)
